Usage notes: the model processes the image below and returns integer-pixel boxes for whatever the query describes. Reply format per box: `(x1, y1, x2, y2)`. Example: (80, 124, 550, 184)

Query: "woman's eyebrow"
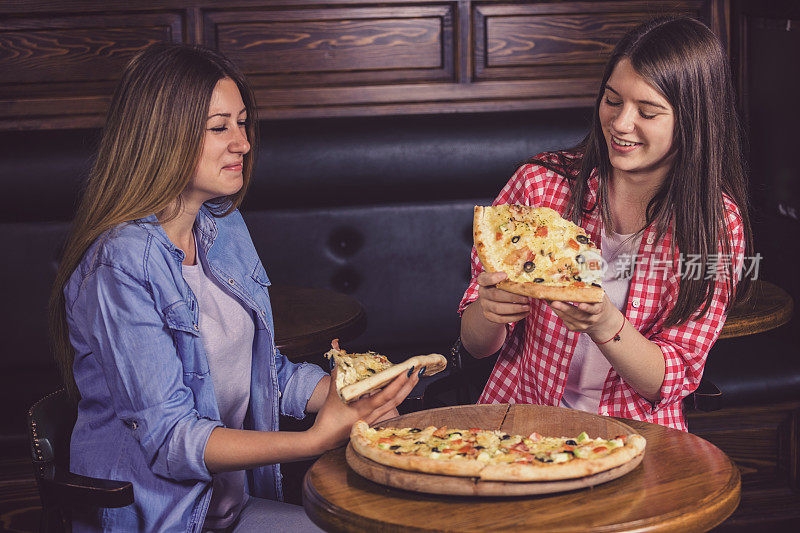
(604, 84, 668, 110)
(207, 107, 248, 119)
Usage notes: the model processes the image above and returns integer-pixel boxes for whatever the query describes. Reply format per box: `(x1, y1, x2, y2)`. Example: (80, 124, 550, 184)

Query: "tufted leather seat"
(245, 200, 480, 359)
(4, 106, 800, 441)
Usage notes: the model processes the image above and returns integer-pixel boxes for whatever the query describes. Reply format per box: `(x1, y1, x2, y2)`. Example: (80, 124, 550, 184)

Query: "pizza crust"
(495, 280, 604, 303)
(473, 205, 604, 303)
(338, 354, 447, 403)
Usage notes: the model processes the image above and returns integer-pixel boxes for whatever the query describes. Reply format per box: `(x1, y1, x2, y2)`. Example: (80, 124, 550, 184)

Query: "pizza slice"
(473, 204, 604, 302)
(325, 339, 448, 402)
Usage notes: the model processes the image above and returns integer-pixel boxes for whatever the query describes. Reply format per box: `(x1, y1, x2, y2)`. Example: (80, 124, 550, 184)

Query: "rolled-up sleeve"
(73, 264, 222, 482)
(275, 353, 327, 419)
(646, 305, 727, 411)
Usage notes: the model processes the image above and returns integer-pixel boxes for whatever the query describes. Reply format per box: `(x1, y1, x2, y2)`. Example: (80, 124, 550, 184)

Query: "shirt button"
(260, 309, 266, 317)
(278, 390, 282, 399)
(647, 235, 655, 245)
(631, 298, 640, 308)
(193, 324, 199, 331)
(227, 278, 235, 285)
(130, 421, 138, 430)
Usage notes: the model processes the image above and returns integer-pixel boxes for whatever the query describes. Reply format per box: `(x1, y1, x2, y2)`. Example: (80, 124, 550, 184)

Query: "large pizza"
(350, 421, 646, 482)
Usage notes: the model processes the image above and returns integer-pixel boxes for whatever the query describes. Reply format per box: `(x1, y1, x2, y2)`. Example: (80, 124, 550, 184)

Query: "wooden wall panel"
(0, 1, 727, 129)
(473, 1, 704, 82)
(0, 12, 184, 129)
(203, 5, 455, 88)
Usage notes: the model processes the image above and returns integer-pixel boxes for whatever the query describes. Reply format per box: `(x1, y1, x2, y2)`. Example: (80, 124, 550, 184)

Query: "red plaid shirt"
(459, 154, 745, 430)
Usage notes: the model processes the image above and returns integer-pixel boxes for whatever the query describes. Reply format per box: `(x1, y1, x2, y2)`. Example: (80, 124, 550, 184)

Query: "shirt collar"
(134, 204, 219, 260)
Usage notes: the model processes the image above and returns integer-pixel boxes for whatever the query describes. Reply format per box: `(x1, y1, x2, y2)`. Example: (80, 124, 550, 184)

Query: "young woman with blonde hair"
(50, 43, 418, 531)
(460, 16, 752, 431)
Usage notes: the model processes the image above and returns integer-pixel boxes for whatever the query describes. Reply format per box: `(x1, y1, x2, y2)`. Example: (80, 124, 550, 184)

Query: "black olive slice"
(591, 282, 601, 287)
(390, 445, 401, 450)
(576, 235, 589, 244)
(575, 254, 585, 264)
(409, 428, 422, 433)
(565, 439, 577, 446)
(572, 275, 582, 282)
(511, 235, 520, 243)
(533, 278, 545, 283)
(366, 368, 376, 374)
(500, 434, 511, 440)
(523, 261, 535, 273)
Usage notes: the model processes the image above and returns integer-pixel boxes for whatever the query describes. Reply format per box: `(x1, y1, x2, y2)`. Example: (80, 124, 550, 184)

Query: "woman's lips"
(222, 163, 243, 171)
(610, 135, 642, 154)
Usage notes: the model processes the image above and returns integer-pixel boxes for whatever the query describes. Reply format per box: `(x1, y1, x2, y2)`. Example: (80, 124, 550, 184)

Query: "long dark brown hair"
(49, 43, 259, 397)
(534, 16, 752, 328)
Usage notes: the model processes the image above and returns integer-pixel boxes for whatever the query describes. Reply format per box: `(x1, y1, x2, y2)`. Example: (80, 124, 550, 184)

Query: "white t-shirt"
(183, 235, 254, 530)
(560, 230, 642, 413)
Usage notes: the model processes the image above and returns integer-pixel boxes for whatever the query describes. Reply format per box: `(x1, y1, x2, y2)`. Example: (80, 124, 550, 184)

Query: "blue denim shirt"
(65, 206, 327, 532)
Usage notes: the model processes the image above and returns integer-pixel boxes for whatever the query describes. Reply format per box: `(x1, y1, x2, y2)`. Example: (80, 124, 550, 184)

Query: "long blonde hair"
(49, 43, 259, 397)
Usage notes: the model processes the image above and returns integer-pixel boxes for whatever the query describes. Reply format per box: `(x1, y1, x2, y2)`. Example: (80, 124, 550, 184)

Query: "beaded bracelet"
(595, 316, 625, 345)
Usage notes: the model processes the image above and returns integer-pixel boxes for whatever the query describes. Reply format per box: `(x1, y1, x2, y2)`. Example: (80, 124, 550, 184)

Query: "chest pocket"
(163, 300, 210, 376)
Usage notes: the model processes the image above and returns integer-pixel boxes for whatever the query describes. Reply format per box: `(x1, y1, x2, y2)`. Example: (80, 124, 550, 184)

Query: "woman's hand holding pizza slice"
(476, 271, 531, 324)
(308, 366, 420, 453)
(548, 293, 621, 338)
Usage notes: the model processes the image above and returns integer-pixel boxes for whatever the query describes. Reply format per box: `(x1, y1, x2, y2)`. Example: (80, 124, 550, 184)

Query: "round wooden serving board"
(345, 405, 644, 496)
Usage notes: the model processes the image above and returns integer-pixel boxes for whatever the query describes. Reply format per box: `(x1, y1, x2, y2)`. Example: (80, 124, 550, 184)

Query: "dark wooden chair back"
(27, 390, 134, 532)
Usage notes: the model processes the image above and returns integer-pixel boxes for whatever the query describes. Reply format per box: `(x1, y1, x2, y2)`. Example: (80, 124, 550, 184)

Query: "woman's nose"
(230, 128, 250, 154)
(611, 105, 636, 133)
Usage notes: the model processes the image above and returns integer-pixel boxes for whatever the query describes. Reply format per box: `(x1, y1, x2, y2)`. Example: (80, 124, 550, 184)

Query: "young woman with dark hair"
(460, 16, 752, 431)
(49, 43, 419, 531)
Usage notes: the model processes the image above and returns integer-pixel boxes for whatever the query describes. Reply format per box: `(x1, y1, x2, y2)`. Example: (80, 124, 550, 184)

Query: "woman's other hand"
(476, 272, 530, 324)
(307, 367, 420, 453)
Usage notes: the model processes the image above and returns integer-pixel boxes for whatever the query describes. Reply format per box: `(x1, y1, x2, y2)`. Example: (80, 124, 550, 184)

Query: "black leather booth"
(5, 106, 798, 442)
(0, 107, 593, 445)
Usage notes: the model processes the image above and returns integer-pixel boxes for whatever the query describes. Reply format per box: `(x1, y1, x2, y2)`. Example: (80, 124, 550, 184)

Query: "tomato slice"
(568, 239, 580, 250)
(535, 226, 548, 237)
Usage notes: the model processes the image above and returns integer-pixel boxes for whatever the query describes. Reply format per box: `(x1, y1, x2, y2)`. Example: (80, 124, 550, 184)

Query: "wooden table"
(719, 280, 793, 339)
(303, 405, 740, 532)
(270, 284, 366, 362)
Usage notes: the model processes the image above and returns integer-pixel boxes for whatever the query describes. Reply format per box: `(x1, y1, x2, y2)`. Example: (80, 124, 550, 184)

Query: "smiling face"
(598, 58, 676, 184)
(182, 77, 250, 208)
